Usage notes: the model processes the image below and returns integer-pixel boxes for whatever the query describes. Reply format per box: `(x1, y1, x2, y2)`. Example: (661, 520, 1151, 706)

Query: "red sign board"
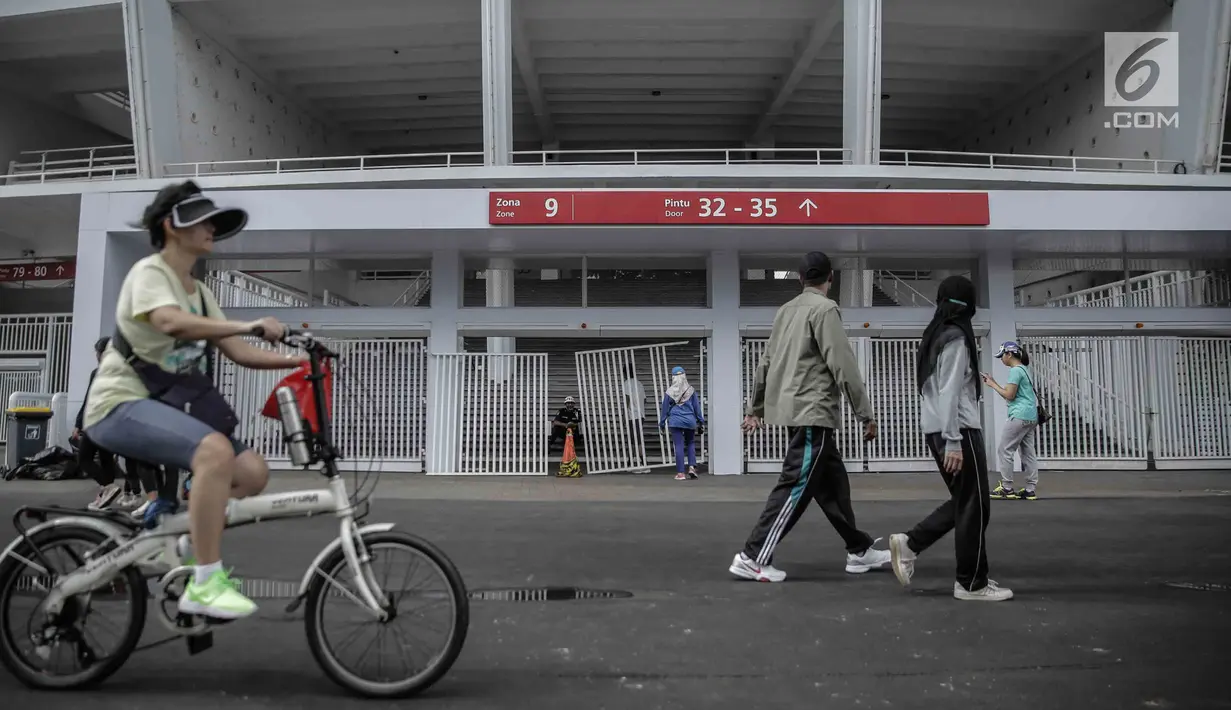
(0, 260, 76, 283)
(489, 191, 990, 226)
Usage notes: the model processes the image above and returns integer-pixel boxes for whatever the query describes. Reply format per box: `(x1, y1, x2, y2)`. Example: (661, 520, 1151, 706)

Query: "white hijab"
(667, 373, 694, 404)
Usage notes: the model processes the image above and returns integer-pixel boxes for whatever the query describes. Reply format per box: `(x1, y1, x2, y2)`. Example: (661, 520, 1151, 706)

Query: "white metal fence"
(429, 353, 549, 475)
(206, 271, 355, 309)
(1149, 337, 1231, 465)
(744, 335, 1231, 472)
(216, 338, 427, 471)
(575, 341, 708, 474)
(0, 315, 72, 445)
(1020, 337, 1149, 465)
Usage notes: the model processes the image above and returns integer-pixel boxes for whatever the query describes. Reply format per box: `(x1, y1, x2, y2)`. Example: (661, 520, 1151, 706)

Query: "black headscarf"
(916, 275, 980, 396)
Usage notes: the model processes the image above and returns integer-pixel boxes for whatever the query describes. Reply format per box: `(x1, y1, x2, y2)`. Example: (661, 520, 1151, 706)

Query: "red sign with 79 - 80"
(0, 260, 76, 283)
(488, 191, 990, 226)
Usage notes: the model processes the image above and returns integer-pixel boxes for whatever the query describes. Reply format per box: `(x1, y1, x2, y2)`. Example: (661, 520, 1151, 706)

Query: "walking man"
(730, 252, 891, 583)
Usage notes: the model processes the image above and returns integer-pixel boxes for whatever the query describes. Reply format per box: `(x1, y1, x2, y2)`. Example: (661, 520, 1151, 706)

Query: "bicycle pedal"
(186, 631, 213, 655)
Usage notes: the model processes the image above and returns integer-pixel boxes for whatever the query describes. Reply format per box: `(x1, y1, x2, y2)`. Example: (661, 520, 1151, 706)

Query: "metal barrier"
(0, 315, 72, 445)
(574, 340, 707, 474)
(429, 353, 548, 475)
(5, 144, 138, 184)
(1149, 337, 1231, 465)
(1021, 337, 1150, 467)
(1044, 271, 1231, 308)
(742, 336, 1231, 472)
(217, 337, 427, 471)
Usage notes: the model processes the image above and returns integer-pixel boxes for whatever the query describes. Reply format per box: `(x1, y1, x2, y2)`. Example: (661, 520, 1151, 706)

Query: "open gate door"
(575, 341, 692, 474)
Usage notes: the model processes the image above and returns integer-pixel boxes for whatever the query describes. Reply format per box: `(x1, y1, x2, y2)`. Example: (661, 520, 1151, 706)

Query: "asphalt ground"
(0, 472, 1228, 709)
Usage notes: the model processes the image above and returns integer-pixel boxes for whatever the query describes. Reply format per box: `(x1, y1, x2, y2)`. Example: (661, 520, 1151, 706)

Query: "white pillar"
(840, 257, 872, 307)
(426, 249, 461, 474)
(481, 0, 514, 167)
(122, 0, 181, 178)
(1159, 0, 1231, 173)
(486, 256, 514, 381)
(708, 250, 744, 475)
(69, 195, 147, 420)
(842, 0, 882, 164)
(979, 249, 1016, 474)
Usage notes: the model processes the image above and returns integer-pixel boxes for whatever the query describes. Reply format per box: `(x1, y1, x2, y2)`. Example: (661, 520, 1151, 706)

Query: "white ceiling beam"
(748, 2, 843, 143)
(510, 4, 555, 145)
(0, 0, 116, 19)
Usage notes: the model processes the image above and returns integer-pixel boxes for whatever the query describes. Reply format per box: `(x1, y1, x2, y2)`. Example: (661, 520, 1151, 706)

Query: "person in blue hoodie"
(659, 365, 704, 480)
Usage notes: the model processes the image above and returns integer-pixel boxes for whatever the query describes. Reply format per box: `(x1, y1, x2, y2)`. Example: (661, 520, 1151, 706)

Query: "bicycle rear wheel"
(0, 526, 147, 689)
(304, 530, 468, 698)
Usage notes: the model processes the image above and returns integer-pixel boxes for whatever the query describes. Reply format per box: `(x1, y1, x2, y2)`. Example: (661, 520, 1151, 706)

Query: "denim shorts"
(85, 399, 250, 473)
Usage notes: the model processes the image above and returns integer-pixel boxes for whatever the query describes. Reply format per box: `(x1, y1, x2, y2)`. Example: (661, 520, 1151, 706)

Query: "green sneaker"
(177, 569, 257, 620)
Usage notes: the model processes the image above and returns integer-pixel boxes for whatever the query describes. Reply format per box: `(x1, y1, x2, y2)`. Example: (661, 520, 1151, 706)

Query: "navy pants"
(670, 427, 696, 472)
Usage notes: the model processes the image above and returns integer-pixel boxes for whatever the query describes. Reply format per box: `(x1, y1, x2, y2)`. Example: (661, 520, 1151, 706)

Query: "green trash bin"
(5, 407, 53, 471)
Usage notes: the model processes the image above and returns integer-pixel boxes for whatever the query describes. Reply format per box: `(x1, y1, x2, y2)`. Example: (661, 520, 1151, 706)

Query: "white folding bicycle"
(0, 330, 469, 698)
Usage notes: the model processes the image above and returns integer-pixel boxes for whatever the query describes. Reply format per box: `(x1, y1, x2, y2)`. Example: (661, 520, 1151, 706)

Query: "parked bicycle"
(0, 329, 469, 698)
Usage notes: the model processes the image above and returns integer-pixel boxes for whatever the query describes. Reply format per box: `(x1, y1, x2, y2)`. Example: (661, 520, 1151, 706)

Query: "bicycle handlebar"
(249, 325, 335, 357)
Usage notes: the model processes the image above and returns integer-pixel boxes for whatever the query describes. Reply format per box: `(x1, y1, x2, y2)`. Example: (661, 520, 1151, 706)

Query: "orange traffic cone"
(557, 428, 581, 478)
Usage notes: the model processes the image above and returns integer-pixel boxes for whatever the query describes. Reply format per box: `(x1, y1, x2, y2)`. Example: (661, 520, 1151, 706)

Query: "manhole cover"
(1163, 582, 1231, 592)
(469, 587, 634, 602)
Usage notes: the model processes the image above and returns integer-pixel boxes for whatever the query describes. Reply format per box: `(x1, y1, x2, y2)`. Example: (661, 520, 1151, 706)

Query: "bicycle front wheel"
(304, 530, 469, 698)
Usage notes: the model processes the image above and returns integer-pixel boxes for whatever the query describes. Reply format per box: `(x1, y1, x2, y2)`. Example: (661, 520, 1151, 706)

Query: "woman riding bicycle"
(82, 180, 306, 621)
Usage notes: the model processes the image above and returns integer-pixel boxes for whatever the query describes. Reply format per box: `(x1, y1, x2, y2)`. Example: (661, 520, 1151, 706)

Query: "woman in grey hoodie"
(887, 275, 1013, 602)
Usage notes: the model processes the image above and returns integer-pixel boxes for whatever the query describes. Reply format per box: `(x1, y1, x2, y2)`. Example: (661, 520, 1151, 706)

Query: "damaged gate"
(575, 341, 707, 474)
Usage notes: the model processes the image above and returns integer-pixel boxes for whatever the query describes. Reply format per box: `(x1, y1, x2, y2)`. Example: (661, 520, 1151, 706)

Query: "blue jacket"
(660, 391, 704, 430)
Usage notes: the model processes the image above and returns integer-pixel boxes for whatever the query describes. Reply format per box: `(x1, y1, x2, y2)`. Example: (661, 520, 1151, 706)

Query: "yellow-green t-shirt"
(82, 254, 225, 429)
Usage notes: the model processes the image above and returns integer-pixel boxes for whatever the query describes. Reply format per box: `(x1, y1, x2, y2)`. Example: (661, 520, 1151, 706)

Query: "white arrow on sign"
(799, 198, 817, 216)
(55, 265, 64, 275)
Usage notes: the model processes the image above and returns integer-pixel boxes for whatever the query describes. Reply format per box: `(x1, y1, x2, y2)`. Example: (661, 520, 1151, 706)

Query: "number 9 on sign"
(545, 198, 558, 217)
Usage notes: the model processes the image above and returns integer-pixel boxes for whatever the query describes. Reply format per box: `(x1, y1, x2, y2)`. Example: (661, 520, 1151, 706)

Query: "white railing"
(206, 270, 355, 309)
(1150, 337, 1231, 462)
(5, 144, 138, 185)
(217, 338, 427, 472)
(161, 146, 1191, 178)
(1220, 141, 1230, 173)
(872, 270, 935, 307)
(391, 271, 432, 307)
(1045, 270, 1231, 308)
(429, 353, 548, 475)
(879, 149, 1175, 174)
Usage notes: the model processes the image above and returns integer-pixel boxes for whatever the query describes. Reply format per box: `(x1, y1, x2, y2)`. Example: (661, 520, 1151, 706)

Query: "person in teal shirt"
(981, 341, 1039, 500)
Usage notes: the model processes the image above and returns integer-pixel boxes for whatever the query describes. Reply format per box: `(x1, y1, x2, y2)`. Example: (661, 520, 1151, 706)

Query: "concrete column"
(426, 249, 461, 473)
(486, 256, 515, 381)
(480, 0, 514, 167)
(840, 257, 873, 306)
(979, 249, 1016, 474)
(708, 250, 744, 475)
(842, 0, 882, 164)
(1160, 0, 1231, 173)
(68, 194, 148, 419)
(122, 0, 181, 178)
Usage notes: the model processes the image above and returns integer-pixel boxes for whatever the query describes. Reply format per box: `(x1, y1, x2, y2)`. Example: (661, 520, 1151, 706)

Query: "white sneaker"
(115, 492, 142, 509)
(954, 580, 1014, 601)
(845, 538, 892, 574)
(130, 499, 151, 520)
(889, 533, 916, 587)
(729, 552, 787, 583)
(88, 483, 122, 510)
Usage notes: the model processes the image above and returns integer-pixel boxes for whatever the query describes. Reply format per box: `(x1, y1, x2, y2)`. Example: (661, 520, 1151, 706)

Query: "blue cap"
(671, 366, 685, 375)
(994, 341, 1021, 358)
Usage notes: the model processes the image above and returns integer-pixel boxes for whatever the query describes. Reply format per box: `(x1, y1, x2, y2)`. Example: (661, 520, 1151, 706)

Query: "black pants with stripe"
(905, 429, 991, 592)
(742, 426, 875, 565)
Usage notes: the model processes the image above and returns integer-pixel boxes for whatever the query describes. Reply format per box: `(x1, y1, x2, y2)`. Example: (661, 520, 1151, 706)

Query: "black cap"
(800, 251, 832, 282)
(170, 194, 248, 241)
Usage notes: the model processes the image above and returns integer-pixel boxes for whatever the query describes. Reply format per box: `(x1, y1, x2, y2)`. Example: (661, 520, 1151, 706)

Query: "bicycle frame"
(9, 331, 394, 623)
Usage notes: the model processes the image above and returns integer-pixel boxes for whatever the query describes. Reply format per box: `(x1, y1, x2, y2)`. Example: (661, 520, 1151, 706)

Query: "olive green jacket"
(745, 288, 875, 428)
